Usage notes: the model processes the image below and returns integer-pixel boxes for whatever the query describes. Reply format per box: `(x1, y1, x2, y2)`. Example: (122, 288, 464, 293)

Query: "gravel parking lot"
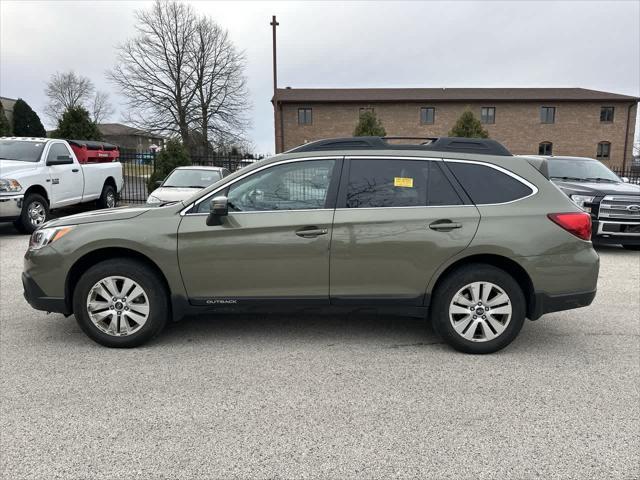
(1, 224, 638, 480)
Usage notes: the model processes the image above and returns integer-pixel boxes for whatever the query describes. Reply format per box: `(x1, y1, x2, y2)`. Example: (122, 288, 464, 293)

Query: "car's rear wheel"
(97, 184, 117, 209)
(431, 264, 526, 354)
(73, 259, 169, 347)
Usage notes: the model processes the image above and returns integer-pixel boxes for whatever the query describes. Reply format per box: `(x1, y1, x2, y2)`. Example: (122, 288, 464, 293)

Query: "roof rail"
(286, 136, 512, 156)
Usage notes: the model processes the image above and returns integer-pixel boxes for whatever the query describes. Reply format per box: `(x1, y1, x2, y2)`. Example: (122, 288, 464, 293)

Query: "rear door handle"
(429, 220, 462, 231)
(296, 227, 328, 238)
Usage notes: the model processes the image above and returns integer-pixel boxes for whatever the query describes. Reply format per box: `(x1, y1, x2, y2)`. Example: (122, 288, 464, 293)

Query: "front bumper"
(22, 272, 70, 315)
(0, 194, 23, 222)
(592, 219, 640, 246)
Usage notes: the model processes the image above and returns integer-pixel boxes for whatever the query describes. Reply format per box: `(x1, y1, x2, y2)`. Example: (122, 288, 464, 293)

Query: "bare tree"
(45, 71, 114, 124)
(91, 91, 115, 124)
(45, 71, 94, 121)
(109, 0, 249, 153)
(109, 0, 199, 145)
(191, 16, 249, 154)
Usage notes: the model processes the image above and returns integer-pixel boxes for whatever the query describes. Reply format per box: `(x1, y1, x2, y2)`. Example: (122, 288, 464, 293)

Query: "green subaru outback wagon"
(23, 137, 599, 353)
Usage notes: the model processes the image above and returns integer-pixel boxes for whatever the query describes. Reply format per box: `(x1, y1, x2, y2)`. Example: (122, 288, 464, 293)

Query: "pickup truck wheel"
(19, 193, 49, 234)
(72, 259, 169, 348)
(431, 264, 526, 354)
(622, 245, 640, 251)
(97, 184, 117, 209)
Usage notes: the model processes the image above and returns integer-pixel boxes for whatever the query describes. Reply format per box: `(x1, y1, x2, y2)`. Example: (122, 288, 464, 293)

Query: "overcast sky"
(1, 0, 639, 154)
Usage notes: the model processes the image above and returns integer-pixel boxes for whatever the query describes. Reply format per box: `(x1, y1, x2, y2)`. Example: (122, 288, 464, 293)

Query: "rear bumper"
(22, 272, 71, 315)
(529, 289, 597, 320)
(0, 194, 23, 222)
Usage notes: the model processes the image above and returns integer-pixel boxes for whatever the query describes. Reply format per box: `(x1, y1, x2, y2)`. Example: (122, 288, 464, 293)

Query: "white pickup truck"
(0, 137, 123, 233)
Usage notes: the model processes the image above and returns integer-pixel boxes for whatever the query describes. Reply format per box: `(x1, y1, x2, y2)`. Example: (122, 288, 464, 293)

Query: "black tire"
(72, 259, 169, 348)
(622, 245, 640, 251)
(431, 264, 526, 354)
(19, 193, 49, 234)
(96, 183, 117, 209)
(13, 219, 27, 233)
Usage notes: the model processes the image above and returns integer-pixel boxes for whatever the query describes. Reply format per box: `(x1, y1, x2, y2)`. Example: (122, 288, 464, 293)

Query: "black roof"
(287, 136, 512, 156)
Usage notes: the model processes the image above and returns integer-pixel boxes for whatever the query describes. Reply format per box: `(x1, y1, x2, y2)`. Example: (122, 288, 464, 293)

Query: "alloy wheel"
(86, 276, 150, 336)
(449, 281, 512, 342)
(106, 191, 116, 208)
(28, 201, 46, 227)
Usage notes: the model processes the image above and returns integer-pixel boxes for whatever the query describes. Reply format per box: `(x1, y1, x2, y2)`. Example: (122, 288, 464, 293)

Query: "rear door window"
(345, 159, 462, 208)
(446, 161, 533, 204)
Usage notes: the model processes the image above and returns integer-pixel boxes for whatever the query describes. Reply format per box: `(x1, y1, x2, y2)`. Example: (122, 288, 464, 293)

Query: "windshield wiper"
(585, 177, 618, 183)
(550, 176, 584, 181)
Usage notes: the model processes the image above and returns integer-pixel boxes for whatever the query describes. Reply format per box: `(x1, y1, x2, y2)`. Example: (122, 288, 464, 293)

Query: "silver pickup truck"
(0, 137, 123, 233)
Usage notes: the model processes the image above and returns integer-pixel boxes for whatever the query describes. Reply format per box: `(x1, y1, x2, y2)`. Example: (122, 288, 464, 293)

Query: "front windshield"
(0, 140, 47, 162)
(162, 169, 221, 188)
(548, 159, 621, 182)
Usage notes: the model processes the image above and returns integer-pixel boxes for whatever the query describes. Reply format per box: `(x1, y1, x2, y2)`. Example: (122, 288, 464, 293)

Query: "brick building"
(272, 88, 638, 168)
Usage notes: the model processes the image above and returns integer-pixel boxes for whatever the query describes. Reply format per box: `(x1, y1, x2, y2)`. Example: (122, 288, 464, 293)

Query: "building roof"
(0, 96, 17, 110)
(274, 87, 640, 103)
(97, 123, 166, 138)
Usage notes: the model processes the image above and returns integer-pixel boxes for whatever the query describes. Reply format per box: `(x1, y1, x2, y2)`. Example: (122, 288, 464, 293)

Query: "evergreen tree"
(448, 109, 489, 138)
(12, 99, 46, 137)
(354, 110, 386, 137)
(52, 106, 102, 140)
(0, 101, 11, 136)
(147, 139, 192, 191)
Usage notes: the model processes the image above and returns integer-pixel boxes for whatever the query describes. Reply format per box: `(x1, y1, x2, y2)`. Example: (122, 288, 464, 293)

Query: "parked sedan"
(147, 166, 230, 205)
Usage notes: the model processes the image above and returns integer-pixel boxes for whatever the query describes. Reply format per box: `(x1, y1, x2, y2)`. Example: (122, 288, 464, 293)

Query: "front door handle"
(296, 227, 328, 238)
(429, 220, 462, 231)
(72, 168, 79, 172)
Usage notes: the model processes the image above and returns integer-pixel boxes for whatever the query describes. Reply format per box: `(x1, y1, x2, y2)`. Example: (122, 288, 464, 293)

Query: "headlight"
(146, 195, 161, 204)
(29, 226, 75, 251)
(570, 195, 595, 212)
(0, 179, 22, 192)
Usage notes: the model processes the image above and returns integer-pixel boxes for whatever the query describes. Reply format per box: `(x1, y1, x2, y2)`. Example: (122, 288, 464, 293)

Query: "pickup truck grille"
(598, 195, 640, 220)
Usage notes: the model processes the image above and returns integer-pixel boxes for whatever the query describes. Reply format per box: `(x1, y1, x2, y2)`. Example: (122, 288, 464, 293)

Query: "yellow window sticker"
(394, 177, 414, 188)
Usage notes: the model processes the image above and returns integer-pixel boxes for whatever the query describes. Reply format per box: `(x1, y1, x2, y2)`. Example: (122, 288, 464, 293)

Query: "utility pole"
(270, 15, 279, 96)
(271, 15, 282, 152)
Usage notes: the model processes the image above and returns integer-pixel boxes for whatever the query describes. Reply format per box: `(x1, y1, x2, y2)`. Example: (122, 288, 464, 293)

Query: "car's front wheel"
(17, 193, 49, 234)
(431, 264, 526, 354)
(73, 259, 169, 347)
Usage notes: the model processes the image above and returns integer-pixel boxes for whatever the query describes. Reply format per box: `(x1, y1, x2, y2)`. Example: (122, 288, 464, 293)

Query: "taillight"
(547, 212, 592, 241)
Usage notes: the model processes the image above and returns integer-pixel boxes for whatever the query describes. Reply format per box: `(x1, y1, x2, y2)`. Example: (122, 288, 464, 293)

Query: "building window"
(596, 142, 611, 160)
(480, 107, 495, 124)
(600, 106, 614, 122)
(538, 142, 553, 155)
(540, 106, 556, 124)
(298, 108, 312, 125)
(420, 107, 435, 125)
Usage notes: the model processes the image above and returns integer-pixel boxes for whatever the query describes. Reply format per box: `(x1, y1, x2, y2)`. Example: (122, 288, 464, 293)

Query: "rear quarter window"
(446, 161, 533, 204)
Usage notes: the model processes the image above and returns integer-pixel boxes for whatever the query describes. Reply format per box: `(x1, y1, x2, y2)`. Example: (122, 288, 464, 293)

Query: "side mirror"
(622, 177, 630, 183)
(206, 195, 228, 226)
(47, 155, 73, 166)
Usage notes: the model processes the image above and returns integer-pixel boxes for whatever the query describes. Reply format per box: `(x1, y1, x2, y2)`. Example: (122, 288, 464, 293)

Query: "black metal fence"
(611, 167, 640, 185)
(119, 150, 263, 204)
